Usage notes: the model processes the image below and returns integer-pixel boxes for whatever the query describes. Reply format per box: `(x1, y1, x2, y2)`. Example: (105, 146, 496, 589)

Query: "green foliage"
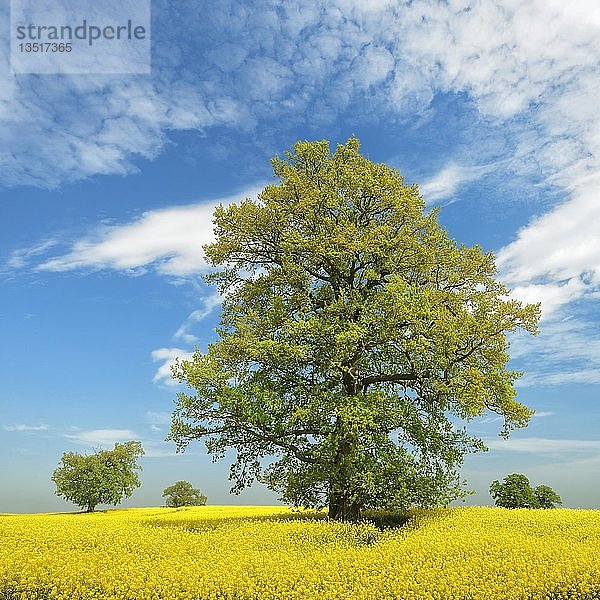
(533, 484, 563, 509)
(490, 474, 538, 508)
(163, 480, 207, 507)
(52, 441, 144, 512)
(168, 138, 540, 520)
(490, 474, 562, 509)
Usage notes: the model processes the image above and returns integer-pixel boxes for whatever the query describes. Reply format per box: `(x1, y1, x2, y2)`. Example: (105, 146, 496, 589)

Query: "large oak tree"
(168, 138, 539, 521)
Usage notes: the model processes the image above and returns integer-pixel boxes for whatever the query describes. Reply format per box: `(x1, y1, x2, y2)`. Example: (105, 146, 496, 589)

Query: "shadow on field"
(143, 509, 412, 535)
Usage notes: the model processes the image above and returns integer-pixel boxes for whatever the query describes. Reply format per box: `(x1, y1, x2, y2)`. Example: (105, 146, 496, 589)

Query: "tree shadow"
(143, 507, 413, 535)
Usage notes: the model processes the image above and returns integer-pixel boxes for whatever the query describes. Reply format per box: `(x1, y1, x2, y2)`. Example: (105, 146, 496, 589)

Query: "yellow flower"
(1, 506, 599, 599)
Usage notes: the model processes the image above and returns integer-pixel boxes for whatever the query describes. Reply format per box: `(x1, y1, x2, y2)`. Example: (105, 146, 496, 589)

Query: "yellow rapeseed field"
(1, 505, 600, 599)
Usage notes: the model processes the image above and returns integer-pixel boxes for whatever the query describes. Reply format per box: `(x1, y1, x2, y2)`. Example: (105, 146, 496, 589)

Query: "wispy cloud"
(174, 293, 222, 344)
(510, 316, 600, 387)
(506, 280, 587, 321)
(3, 0, 599, 384)
(65, 428, 139, 448)
(144, 411, 172, 432)
(532, 412, 555, 419)
(0, 76, 240, 188)
(145, 411, 172, 426)
(519, 369, 600, 388)
(64, 426, 176, 457)
(3, 423, 49, 432)
(151, 347, 194, 386)
(475, 410, 553, 428)
(37, 203, 216, 276)
(1, 0, 597, 192)
(151, 294, 220, 386)
(4, 240, 58, 270)
(9, 187, 262, 277)
(141, 442, 178, 458)
(420, 162, 492, 203)
(0, 0, 242, 188)
(497, 175, 600, 319)
(487, 437, 600, 453)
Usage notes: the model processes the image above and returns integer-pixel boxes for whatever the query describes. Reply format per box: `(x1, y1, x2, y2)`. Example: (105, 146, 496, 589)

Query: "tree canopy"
(163, 480, 207, 507)
(52, 441, 144, 512)
(533, 484, 563, 509)
(168, 138, 540, 521)
(490, 474, 562, 509)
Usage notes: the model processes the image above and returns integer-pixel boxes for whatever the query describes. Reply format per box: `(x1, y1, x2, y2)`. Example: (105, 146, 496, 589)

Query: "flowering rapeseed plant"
(1, 506, 599, 599)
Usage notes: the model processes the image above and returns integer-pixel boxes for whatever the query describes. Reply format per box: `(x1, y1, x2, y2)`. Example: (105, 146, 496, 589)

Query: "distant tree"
(490, 474, 561, 509)
(490, 474, 537, 508)
(52, 441, 144, 512)
(162, 480, 207, 507)
(533, 484, 562, 509)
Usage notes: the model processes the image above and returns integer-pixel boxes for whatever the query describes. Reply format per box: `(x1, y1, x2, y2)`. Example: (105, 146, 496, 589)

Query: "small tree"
(52, 441, 144, 512)
(490, 473, 561, 509)
(533, 484, 562, 509)
(163, 480, 207, 507)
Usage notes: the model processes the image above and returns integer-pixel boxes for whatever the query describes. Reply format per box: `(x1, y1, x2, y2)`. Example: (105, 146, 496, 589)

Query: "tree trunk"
(328, 412, 362, 522)
(328, 490, 361, 522)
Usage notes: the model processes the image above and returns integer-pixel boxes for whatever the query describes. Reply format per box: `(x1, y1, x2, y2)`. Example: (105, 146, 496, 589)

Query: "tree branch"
(361, 372, 421, 389)
(224, 414, 323, 465)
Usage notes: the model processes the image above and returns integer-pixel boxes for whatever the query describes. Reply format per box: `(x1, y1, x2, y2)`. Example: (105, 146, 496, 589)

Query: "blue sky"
(1, 0, 599, 513)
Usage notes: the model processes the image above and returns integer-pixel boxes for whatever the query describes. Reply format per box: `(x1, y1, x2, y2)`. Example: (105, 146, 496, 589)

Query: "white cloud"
(497, 175, 600, 318)
(38, 204, 213, 276)
(144, 411, 173, 434)
(65, 428, 139, 448)
(25, 186, 263, 277)
(507, 279, 587, 321)
(151, 347, 194, 386)
(6, 0, 599, 295)
(5, 240, 58, 270)
(510, 316, 600, 387)
(64, 425, 176, 457)
(519, 369, 600, 388)
(243, 57, 291, 101)
(487, 437, 600, 453)
(0, 75, 240, 188)
(145, 411, 172, 426)
(477, 411, 554, 426)
(174, 293, 222, 343)
(420, 162, 492, 203)
(0, 0, 242, 189)
(531, 411, 554, 419)
(398, 0, 600, 117)
(3, 423, 49, 432)
(477, 416, 503, 425)
(141, 441, 177, 458)
(352, 45, 395, 87)
(1, 0, 598, 193)
(384, 0, 600, 320)
(152, 293, 221, 387)
(3, 0, 599, 384)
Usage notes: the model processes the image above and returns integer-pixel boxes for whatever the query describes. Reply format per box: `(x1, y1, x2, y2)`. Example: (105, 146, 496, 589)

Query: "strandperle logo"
(15, 19, 147, 46)
(10, 0, 151, 74)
